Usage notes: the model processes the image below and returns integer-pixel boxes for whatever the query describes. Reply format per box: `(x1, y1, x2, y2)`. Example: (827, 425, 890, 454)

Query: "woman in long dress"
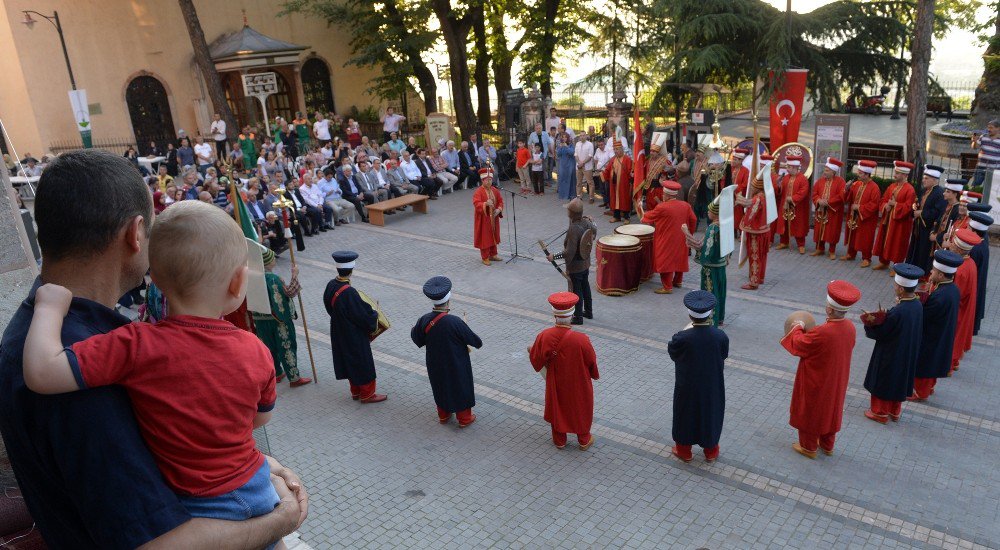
(556, 133, 577, 200)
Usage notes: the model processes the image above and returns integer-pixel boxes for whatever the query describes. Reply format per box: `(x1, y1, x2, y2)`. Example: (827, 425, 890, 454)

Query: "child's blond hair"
(149, 201, 247, 299)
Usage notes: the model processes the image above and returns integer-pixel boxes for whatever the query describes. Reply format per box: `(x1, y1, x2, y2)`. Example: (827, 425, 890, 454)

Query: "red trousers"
(673, 443, 720, 461)
(437, 406, 474, 424)
(748, 233, 769, 285)
(659, 272, 684, 289)
(778, 234, 806, 248)
(869, 396, 902, 419)
(552, 427, 592, 447)
(479, 245, 498, 260)
(349, 380, 377, 400)
(798, 430, 836, 453)
(912, 377, 937, 399)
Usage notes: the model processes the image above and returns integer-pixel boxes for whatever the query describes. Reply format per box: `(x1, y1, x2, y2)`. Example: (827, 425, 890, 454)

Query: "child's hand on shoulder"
(35, 284, 73, 315)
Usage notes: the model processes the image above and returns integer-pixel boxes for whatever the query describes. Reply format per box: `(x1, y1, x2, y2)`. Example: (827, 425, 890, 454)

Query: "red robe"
(602, 155, 634, 212)
(811, 175, 846, 245)
(775, 173, 810, 239)
(733, 166, 750, 230)
(472, 185, 503, 252)
(872, 182, 917, 264)
(952, 257, 978, 367)
(781, 319, 857, 435)
(740, 191, 770, 285)
(843, 179, 881, 258)
(529, 326, 600, 434)
(644, 187, 664, 213)
(641, 198, 697, 274)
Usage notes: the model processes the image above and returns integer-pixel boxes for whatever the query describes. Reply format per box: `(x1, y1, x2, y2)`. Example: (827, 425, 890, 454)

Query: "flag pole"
(273, 190, 319, 383)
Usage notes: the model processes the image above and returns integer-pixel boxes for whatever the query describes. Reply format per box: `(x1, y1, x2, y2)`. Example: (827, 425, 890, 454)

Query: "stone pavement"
(262, 180, 1000, 549)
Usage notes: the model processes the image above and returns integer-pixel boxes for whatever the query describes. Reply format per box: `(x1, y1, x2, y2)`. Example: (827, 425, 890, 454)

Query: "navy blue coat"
(907, 186, 946, 273)
(669, 325, 728, 448)
(916, 281, 959, 379)
(863, 298, 922, 400)
(323, 278, 378, 385)
(971, 239, 989, 334)
(411, 312, 483, 412)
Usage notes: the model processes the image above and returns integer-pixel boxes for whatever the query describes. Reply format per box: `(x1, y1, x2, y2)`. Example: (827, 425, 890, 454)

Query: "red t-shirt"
(68, 315, 276, 497)
(516, 147, 531, 168)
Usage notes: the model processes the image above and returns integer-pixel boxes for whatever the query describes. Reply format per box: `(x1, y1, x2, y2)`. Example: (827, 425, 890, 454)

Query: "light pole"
(21, 10, 76, 90)
(22, 10, 90, 148)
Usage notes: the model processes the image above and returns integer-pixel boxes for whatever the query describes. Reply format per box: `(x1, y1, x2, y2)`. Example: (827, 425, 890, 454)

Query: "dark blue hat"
(923, 164, 944, 179)
(967, 203, 992, 213)
(892, 263, 923, 287)
(933, 250, 963, 274)
(331, 250, 359, 268)
(683, 290, 716, 319)
(944, 178, 967, 192)
(969, 211, 994, 232)
(422, 276, 452, 304)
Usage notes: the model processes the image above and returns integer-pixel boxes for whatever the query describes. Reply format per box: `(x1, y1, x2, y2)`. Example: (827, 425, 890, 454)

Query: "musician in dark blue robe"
(322, 251, 386, 403)
(411, 277, 483, 427)
(669, 291, 728, 463)
(968, 211, 993, 334)
(910, 250, 962, 401)
(905, 165, 947, 275)
(862, 263, 923, 423)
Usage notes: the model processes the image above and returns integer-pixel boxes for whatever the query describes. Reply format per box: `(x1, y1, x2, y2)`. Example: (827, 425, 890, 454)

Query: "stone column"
(0, 169, 39, 326)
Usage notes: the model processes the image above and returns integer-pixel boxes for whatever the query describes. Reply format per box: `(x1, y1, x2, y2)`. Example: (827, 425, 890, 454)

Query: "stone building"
(0, 1, 409, 156)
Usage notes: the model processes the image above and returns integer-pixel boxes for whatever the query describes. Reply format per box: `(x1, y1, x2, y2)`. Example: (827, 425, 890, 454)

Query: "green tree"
(431, 0, 480, 137)
(282, 0, 439, 115)
(971, 2, 1000, 127)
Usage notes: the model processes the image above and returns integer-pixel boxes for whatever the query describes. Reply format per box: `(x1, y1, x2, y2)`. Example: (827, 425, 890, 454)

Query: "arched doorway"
(301, 57, 335, 115)
(125, 75, 175, 154)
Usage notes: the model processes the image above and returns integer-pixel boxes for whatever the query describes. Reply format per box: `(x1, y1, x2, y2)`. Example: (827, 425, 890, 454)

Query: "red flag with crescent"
(631, 103, 645, 200)
(769, 68, 808, 150)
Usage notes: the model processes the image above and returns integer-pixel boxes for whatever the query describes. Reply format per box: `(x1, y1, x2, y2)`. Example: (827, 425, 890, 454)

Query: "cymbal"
(784, 310, 816, 335)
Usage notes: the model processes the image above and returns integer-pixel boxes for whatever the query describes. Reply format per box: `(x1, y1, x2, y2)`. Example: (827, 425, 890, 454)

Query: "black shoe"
(363, 218, 370, 223)
(571, 316, 584, 325)
(583, 311, 593, 319)
(319, 227, 329, 232)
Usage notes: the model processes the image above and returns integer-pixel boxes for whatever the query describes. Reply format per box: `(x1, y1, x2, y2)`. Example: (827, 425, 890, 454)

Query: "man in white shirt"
(371, 158, 403, 199)
(575, 133, 595, 203)
(477, 139, 497, 167)
(381, 107, 406, 143)
(593, 137, 614, 208)
(299, 173, 334, 233)
(545, 108, 561, 138)
(193, 136, 214, 177)
(313, 113, 332, 146)
(210, 113, 227, 158)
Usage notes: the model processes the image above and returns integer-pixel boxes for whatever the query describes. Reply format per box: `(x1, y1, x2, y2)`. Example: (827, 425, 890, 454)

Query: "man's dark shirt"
(0, 280, 189, 548)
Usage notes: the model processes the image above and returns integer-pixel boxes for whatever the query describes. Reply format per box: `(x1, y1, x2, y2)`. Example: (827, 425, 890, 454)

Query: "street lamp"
(21, 10, 77, 90)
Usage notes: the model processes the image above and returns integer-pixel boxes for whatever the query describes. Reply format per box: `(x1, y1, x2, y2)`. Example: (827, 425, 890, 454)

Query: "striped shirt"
(978, 135, 1000, 168)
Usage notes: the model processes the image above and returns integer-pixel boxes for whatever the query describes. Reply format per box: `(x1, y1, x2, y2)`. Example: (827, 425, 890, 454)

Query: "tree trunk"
(488, 5, 517, 131)
(177, 0, 237, 140)
(538, 0, 560, 98)
(971, 6, 1000, 128)
(905, 0, 934, 162)
(384, 0, 438, 114)
(432, 0, 477, 137)
(472, 12, 493, 130)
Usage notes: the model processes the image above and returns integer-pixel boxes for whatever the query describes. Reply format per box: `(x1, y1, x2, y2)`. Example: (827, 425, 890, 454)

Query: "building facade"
(0, 0, 395, 156)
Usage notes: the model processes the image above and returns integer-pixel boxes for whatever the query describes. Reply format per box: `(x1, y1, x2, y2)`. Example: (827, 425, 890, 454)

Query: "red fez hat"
(826, 280, 861, 311)
(760, 154, 773, 161)
(825, 157, 843, 170)
(893, 160, 915, 173)
(478, 167, 494, 179)
(548, 292, 579, 317)
(858, 160, 877, 173)
(953, 228, 982, 250)
(663, 181, 682, 194)
(732, 148, 749, 158)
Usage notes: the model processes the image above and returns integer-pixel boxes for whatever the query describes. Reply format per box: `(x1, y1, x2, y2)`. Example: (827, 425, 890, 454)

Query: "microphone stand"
(487, 158, 533, 264)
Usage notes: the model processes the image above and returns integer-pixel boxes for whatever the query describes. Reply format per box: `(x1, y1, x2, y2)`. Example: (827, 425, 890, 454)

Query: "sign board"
(241, 73, 278, 98)
(424, 112, 453, 149)
(688, 109, 714, 132)
(813, 114, 850, 183)
(68, 89, 92, 148)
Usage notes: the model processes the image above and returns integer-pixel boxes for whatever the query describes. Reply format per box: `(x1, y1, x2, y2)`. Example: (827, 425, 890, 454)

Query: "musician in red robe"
(737, 175, 769, 290)
(529, 292, 600, 450)
(872, 161, 917, 270)
(775, 155, 810, 253)
(840, 160, 881, 267)
(811, 158, 846, 259)
(948, 191, 979, 237)
(781, 280, 860, 459)
(641, 181, 697, 294)
(472, 167, 504, 265)
(949, 229, 981, 373)
(731, 148, 750, 231)
(601, 139, 634, 223)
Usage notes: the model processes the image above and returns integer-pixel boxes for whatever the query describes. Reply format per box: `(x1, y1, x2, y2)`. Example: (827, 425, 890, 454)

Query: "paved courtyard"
(258, 179, 1000, 549)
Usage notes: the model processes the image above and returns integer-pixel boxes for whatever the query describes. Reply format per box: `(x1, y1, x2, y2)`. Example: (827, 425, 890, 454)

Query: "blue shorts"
(178, 461, 281, 546)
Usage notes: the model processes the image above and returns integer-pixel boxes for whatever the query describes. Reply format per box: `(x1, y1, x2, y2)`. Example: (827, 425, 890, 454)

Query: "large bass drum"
(615, 223, 655, 281)
(596, 234, 642, 296)
(357, 289, 391, 341)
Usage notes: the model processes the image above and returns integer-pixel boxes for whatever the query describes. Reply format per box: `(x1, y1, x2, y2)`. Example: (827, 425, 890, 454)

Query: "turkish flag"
(631, 104, 645, 200)
(769, 68, 808, 149)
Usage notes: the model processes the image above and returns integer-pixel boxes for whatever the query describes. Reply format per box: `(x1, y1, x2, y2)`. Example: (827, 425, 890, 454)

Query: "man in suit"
(415, 149, 443, 197)
(400, 150, 438, 199)
(459, 141, 480, 188)
(337, 164, 370, 223)
(371, 158, 403, 200)
(355, 161, 388, 205)
(386, 159, 420, 196)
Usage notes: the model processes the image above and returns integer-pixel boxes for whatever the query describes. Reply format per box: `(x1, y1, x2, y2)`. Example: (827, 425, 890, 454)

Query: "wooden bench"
(365, 194, 429, 226)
